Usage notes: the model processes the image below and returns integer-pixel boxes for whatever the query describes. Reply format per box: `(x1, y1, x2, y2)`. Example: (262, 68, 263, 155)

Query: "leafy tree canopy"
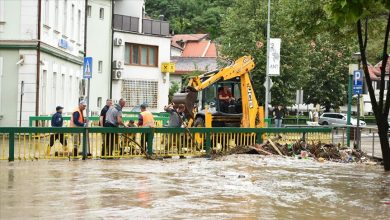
(145, 0, 234, 39)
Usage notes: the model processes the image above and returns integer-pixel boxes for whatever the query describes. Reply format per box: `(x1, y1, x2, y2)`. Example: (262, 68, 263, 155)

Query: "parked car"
(319, 113, 366, 126)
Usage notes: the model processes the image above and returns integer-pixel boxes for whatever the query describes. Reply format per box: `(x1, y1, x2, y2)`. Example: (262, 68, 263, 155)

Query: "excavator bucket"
(172, 91, 197, 119)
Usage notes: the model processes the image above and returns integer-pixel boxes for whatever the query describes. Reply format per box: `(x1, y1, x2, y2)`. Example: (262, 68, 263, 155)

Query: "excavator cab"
(200, 80, 242, 114)
(194, 80, 243, 127)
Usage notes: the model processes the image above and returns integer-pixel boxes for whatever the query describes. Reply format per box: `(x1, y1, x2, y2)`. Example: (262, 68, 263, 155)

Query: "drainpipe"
(109, 0, 114, 98)
(35, 0, 42, 121)
(84, 0, 88, 105)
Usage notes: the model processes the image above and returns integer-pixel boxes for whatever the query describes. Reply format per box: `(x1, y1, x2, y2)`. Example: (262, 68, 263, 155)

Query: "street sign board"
(161, 62, 175, 73)
(353, 70, 363, 95)
(83, 57, 93, 79)
(267, 38, 281, 76)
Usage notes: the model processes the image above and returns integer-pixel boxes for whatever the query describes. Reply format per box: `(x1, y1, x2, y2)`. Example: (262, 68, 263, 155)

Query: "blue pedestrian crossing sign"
(83, 57, 93, 79)
(353, 70, 363, 95)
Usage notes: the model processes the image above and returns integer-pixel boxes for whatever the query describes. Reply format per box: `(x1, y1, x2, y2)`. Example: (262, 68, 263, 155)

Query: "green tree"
(277, 0, 356, 111)
(302, 35, 355, 112)
(169, 82, 180, 103)
(220, 0, 332, 107)
(326, 0, 390, 170)
(145, 0, 234, 39)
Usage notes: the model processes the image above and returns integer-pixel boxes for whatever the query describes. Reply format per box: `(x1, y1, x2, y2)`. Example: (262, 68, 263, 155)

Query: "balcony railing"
(142, 18, 170, 36)
(113, 14, 139, 33)
(113, 14, 170, 37)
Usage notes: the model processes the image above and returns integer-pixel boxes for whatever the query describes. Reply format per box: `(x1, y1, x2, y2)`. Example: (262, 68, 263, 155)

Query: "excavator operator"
(218, 85, 235, 112)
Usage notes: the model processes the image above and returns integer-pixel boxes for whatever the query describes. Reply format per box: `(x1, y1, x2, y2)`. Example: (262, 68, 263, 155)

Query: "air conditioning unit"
(112, 60, 123, 69)
(112, 70, 122, 80)
(114, 38, 123, 46)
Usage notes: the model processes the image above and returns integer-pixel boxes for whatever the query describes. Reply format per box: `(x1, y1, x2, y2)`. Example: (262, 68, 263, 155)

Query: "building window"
(54, 0, 59, 29)
(44, 0, 50, 26)
(124, 43, 158, 67)
(63, 0, 67, 34)
(53, 72, 57, 106)
(98, 61, 103, 73)
(97, 97, 102, 108)
(0, 0, 4, 22)
(87, 5, 91, 17)
(77, 10, 81, 42)
(0, 57, 2, 111)
(122, 80, 158, 108)
(99, 8, 104, 19)
(71, 4, 75, 39)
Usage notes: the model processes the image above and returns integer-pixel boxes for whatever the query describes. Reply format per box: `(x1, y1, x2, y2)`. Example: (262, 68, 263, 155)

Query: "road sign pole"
(346, 73, 352, 147)
(264, 0, 271, 120)
(83, 57, 92, 159)
(356, 93, 360, 149)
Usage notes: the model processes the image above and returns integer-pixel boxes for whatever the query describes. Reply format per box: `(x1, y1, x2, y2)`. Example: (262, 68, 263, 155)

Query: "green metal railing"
(0, 127, 332, 161)
(29, 116, 169, 127)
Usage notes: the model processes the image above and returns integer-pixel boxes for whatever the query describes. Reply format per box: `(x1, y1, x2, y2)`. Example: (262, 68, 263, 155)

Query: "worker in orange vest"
(138, 104, 155, 127)
(70, 100, 87, 156)
(138, 104, 155, 152)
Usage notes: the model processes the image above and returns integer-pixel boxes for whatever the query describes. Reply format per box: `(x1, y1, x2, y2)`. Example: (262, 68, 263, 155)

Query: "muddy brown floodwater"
(0, 155, 389, 219)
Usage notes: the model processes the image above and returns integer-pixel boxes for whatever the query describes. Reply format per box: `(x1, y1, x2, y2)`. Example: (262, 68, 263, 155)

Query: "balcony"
(113, 14, 170, 37)
(113, 14, 139, 33)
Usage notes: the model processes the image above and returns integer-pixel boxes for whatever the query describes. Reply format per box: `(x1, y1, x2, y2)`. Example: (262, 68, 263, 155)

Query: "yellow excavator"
(172, 55, 265, 128)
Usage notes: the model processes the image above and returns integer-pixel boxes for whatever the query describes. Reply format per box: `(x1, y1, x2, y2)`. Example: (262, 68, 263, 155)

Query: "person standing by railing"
(99, 99, 112, 126)
(100, 99, 112, 156)
(164, 103, 186, 152)
(164, 103, 185, 128)
(313, 110, 319, 123)
(103, 98, 128, 156)
(47, 106, 67, 156)
(70, 101, 87, 156)
(138, 104, 155, 152)
(273, 105, 284, 128)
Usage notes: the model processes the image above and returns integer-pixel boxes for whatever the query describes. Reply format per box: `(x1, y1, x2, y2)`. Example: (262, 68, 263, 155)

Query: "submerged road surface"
(1, 155, 389, 219)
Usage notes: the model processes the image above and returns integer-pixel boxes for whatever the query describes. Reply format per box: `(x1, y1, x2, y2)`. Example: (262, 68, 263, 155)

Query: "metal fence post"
(147, 129, 154, 155)
(9, 132, 14, 162)
(372, 132, 375, 158)
(205, 131, 211, 156)
(82, 128, 88, 160)
(331, 128, 334, 144)
(256, 131, 263, 144)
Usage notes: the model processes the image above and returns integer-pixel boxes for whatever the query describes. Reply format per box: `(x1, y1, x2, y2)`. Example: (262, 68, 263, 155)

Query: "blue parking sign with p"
(83, 57, 93, 79)
(353, 70, 363, 95)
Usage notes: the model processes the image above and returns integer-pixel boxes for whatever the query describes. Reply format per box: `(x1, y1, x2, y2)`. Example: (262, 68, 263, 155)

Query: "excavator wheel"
(194, 117, 205, 127)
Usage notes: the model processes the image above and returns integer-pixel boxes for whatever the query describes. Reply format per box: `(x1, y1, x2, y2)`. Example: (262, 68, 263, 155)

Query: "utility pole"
(265, 0, 271, 120)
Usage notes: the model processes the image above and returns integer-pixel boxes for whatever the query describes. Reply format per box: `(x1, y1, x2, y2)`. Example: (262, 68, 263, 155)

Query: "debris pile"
(213, 137, 371, 163)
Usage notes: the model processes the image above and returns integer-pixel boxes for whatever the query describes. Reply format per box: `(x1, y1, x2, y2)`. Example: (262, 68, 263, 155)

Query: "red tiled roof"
(181, 41, 217, 58)
(171, 34, 209, 49)
(204, 42, 217, 57)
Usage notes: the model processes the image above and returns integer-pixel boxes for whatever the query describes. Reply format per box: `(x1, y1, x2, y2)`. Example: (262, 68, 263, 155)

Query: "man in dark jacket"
(47, 106, 67, 156)
(273, 105, 284, 128)
(99, 99, 112, 126)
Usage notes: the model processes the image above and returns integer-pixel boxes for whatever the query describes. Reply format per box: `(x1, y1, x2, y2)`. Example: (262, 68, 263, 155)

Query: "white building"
(86, 0, 112, 115)
(111, 0, 171, 112)
(0, 0, 85, 126)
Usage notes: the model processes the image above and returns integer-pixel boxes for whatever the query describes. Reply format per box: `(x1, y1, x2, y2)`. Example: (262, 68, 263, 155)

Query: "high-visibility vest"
(70, 107, 85, 127)
(140, 111, 155, 127)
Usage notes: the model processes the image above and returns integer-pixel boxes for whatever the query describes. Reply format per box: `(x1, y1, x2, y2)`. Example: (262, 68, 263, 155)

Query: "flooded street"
(1, 155, 389, 219)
